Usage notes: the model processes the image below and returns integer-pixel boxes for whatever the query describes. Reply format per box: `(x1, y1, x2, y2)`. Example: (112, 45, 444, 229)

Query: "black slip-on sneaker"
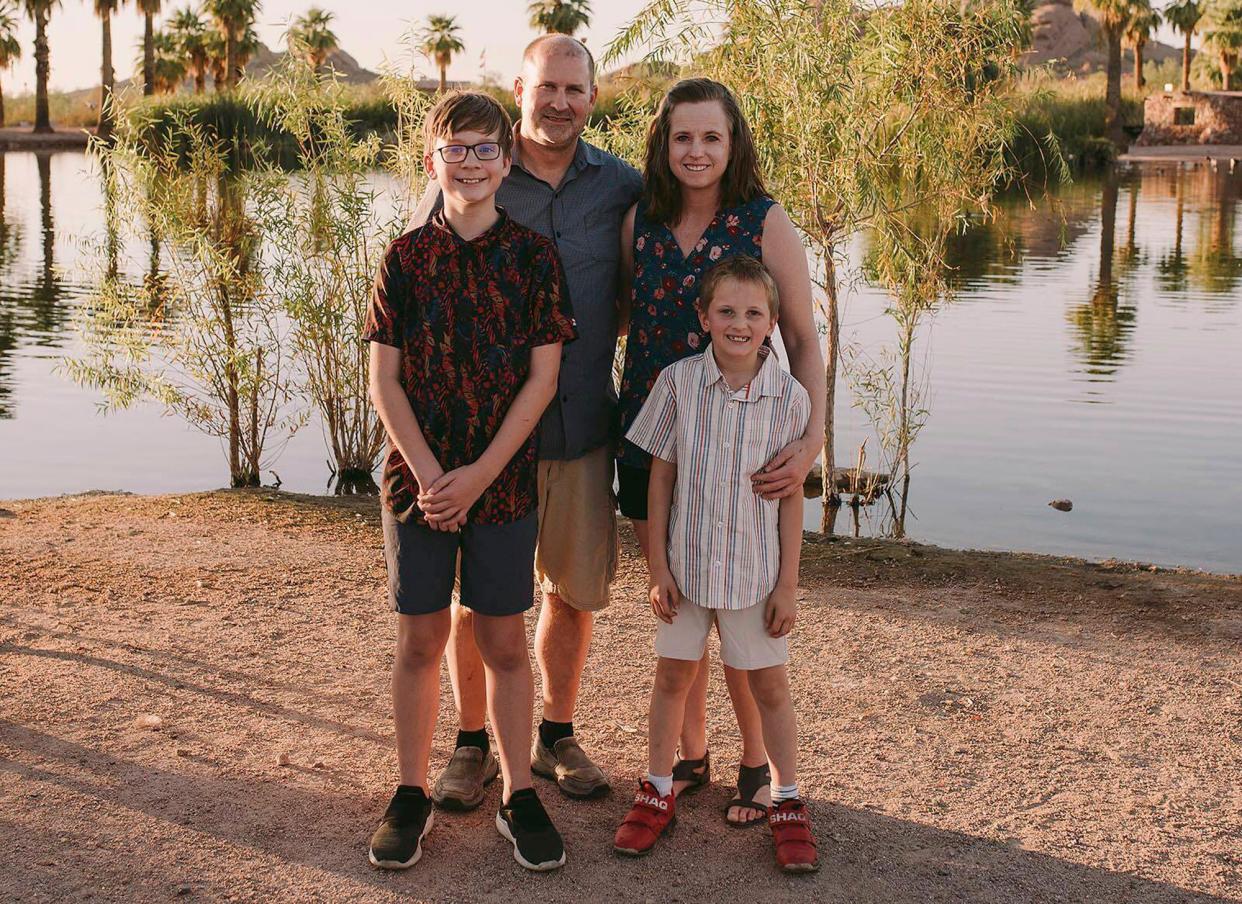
(368, 785, 434, 869)
(495, 787, 565, 872)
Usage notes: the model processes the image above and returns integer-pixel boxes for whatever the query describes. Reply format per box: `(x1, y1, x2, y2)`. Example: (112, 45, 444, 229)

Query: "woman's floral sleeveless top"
(617, 193, 775, 469)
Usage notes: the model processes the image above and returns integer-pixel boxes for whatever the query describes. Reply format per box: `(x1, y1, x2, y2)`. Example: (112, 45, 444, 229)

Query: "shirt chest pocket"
(737, 401, 782, 476)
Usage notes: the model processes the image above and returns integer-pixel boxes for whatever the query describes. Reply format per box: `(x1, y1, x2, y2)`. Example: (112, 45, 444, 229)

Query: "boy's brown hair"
(697, 255, 780, 319)
(423, 91, 514, 158)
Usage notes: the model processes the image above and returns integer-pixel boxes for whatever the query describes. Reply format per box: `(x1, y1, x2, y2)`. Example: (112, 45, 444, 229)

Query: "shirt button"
(561, 394, 569, 403)
(555, 231, 561, 238)
(717, 520, 724, 527)
(714, 561, 722, 568)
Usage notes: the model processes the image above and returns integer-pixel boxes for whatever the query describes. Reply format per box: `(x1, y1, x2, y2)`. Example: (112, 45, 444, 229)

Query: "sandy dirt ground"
(1, 490, 1239, 904)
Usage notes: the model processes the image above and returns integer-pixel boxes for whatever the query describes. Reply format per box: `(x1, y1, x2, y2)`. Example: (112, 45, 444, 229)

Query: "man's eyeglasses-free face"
(434, 142, 503, 163)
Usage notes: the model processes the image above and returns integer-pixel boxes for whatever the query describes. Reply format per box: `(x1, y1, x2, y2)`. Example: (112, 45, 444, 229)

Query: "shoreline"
(3, 487, 1238, 580)
(0, 126, 93, 151)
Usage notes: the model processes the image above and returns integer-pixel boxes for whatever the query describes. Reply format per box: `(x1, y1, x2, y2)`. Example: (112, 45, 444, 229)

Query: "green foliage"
(286, 6, 338, 71)
(528, 0, 592, 35)
(67, 121, 300, 487)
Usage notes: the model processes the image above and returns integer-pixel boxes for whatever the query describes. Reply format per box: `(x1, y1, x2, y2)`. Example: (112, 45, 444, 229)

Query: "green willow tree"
(286, 6, 338, 72)
(168, 5, 209, 93)
(417, 13, 463, 92)
(21, 0, 60, 133)
(1164, 0, 1203, 90)
(1124, 0, 1161, 89)
(528, 0, 592, 35)
(608, 0, 1032, 510)
(69, 120, 298, 488)
(0, 2, 21, 128)
(94, 0, 124, 138)
(136, 0, 160, 96)
(1074, 0, 1130, 147)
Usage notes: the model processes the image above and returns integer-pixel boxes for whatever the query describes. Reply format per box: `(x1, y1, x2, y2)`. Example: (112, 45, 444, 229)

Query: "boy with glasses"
(364, 92, 577, 872)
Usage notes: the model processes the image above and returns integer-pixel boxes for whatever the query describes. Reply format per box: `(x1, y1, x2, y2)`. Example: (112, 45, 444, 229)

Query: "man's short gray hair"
(522, 34, 595, 85)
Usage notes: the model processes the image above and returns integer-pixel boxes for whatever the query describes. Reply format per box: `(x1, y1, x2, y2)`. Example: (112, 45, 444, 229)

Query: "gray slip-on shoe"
(531, 736, 611, 799)
(431, 746, 499, 811)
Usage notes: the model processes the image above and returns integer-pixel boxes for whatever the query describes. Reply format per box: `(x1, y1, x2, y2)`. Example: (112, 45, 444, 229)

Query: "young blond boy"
(613, 255, 818, 872)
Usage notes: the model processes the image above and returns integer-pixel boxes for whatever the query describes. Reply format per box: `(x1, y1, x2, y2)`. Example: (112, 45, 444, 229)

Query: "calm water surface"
(1, 151, 1239, 571)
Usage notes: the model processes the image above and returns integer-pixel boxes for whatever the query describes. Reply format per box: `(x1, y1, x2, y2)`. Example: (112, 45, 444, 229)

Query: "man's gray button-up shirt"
(410, 137, 643, 461)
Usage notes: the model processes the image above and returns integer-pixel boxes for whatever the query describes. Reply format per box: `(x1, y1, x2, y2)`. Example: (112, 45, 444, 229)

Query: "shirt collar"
(429, 205, 510, 245)
(703, 343, 782, 400)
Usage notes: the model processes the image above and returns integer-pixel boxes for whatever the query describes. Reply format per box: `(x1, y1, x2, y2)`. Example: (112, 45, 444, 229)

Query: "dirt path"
(2, 490, 1239, 903)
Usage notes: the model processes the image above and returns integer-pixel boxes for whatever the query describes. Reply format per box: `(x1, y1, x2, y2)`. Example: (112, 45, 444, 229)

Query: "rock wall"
(1137, 91, 1242, 145)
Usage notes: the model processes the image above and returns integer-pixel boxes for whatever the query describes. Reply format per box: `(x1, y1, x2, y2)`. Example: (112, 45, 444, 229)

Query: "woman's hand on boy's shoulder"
(752, 436, 817, 500)
(765, 585, 798, 638)
(648, 567, 681, 624)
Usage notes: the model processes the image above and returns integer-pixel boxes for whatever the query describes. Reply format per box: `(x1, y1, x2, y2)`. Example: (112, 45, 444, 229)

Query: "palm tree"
(286, 6, 337, 72)
(21, 0, 61, 134)
(1124, 0, 1161, 89)
(136, 0, 161, 96)
(168, 5, 209, 93)
(94, 0, 125, 138)
(204, 0, 260, 90)
(140, 26, 185, 92)
(417, 13, 464, 92)
(0, 3, 21, 128)
(1164, 0, 1203, 91)
(1074, 0, 1130, 148)
(527, 0, 592, 35)
(1201, 0, 1242, 89)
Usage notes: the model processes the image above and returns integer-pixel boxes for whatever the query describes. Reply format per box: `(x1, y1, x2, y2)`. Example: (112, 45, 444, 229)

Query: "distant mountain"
(1021, 0, 1182, 74)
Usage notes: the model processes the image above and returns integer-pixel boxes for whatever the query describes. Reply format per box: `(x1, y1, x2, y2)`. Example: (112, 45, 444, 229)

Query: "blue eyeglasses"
(435, 142, 503, 163)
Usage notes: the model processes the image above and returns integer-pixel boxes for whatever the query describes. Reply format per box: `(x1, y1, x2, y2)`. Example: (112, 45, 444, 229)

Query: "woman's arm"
(419, 343, 562, 527)
(765, 493, 803, 637)
(646, 455, 681, 623)
(367, 342, 448, 526)
(752, 203, 827, 500)
(617, 203, 638, 338)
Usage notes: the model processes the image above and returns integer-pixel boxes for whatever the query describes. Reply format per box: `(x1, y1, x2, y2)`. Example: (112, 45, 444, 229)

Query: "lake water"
(1, 150, 1239, 572)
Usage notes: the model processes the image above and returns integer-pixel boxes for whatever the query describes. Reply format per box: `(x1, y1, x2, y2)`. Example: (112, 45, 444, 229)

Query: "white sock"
(771, 782, 799, 804)
(646, 773, 674, 798)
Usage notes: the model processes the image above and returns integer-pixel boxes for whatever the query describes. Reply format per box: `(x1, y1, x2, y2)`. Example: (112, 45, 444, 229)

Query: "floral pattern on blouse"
(617, 193, 776, 469)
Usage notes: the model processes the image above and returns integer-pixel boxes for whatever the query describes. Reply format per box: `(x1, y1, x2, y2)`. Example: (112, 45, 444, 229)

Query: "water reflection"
(1066, 172, 1138, 378)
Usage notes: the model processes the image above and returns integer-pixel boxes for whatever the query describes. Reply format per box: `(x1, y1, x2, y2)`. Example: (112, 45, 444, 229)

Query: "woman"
(617, 78, 825, 826)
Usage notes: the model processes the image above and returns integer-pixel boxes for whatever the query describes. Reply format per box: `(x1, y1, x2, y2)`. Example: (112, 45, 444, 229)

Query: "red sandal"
(613, 780, 676, 857)
(769, 799, 819, 873)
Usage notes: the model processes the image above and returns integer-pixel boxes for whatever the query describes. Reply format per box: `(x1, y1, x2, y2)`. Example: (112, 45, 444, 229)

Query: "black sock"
(456, 728, 489, 754)
(539, 719, 573, 750)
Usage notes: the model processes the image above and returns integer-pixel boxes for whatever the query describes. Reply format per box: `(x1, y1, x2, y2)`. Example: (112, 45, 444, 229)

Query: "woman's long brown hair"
(641, 78, 768, 226)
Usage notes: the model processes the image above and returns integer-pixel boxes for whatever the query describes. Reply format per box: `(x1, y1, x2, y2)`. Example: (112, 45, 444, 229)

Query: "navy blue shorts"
(381, 509, 538, 617)
(616, 463, 650, 521)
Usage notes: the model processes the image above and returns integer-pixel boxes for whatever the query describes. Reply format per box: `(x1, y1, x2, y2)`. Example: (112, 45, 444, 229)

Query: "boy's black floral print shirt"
(364, 208, 576, 525)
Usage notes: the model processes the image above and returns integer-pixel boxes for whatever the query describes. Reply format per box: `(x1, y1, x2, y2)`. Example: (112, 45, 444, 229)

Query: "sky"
(2, 1, 1192, 97)
(1, 1, 650, 95)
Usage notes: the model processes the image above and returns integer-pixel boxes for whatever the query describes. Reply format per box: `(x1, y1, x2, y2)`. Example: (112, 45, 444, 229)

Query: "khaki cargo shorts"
(535, 444, 618, 612)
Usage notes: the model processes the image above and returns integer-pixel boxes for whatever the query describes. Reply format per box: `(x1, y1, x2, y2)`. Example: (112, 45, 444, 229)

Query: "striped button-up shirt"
(626, 347, 810, 610)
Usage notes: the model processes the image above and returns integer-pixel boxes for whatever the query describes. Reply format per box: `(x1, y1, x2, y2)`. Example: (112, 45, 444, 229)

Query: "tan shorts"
(535, 444, 618, 612)
(655, 598, 788, 671)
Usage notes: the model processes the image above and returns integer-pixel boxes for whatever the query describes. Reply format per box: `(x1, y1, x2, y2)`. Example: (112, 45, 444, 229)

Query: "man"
(408, 34, 642, 808)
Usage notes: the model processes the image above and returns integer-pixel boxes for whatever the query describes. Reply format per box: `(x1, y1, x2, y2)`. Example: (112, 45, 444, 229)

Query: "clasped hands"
(417, 463, 492, 532)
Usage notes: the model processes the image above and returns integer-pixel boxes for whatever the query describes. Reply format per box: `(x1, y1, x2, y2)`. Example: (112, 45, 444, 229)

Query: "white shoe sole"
(494, 812, 566, 872)
(368, 811, 434, 869)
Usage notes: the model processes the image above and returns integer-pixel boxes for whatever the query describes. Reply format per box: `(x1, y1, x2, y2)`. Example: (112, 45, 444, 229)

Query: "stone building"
(1137, 91, 1242, 145)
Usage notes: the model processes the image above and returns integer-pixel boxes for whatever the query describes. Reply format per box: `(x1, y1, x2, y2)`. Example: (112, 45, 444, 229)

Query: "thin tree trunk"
(98, 12, 115, 138)
(819, 245, 840, 526)
(195, 67, 205, 94)
(1105, 26, 1124, 149)
(0, 79, 5, 128)
(1182, 31, 1192, 92)
(225, 31, 236, 90)
(33, 10, 52, 133)
(1134, 42, 1145, 91)
(143, 13, 155, 96)
(439, 62, 447, 92)
(1222, 57, 1235, 91)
